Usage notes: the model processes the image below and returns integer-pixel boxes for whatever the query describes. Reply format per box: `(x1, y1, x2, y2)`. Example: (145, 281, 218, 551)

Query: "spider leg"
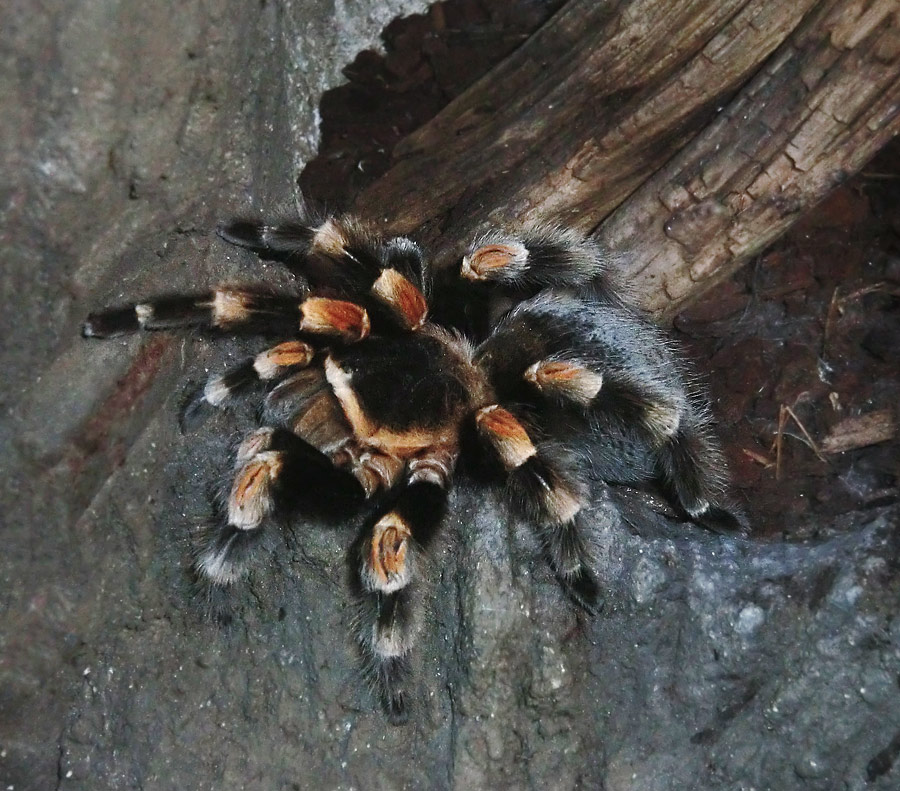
(82, 288, 370, 343)
(656, 422, 748, 532)
(450, 225, 632, 343)
(220, 214, 429, 332)
(216, 217, 318, 258)
(526, 358, 746, 531)
(478, 291, 746, 532)
(353, 448, 454, 724)
(181, 340, 316, 431)
(526, 356, 682, 436)
(194, 427, 364, 588)
(460, 226, 622, 299)
(474, 405, 599, 613)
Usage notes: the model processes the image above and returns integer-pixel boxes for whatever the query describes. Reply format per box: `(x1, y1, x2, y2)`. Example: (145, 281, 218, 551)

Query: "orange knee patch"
(524, 359, 603, 405)
(475, 405, 537, 470)
(371, 269, 428, 330)
(228, 451, 283, 529)
(300, 297, 370, 342)
(364, 514, 413, 593)
(460, 242, 528, 281)
(254, 340, 314, 379)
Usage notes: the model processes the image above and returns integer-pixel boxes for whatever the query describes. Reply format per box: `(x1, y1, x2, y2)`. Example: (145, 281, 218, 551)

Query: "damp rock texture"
(1, 1, 898, 790)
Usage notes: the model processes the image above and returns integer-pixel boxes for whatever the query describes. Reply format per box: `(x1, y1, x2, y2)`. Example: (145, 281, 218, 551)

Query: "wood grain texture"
(600, 0, 900, 318)
(354, 0, 900, 319)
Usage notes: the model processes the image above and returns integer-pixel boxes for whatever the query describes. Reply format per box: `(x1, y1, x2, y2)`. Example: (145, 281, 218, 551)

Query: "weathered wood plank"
(356, 0, 816, 235)
(355, 0, 900, 320)
(601, 0, 900, 318)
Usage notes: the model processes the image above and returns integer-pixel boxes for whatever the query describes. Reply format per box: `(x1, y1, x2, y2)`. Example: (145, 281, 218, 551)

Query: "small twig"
(742, 447, 774, 468)
(784, 405, 827, 463)
(860, 171, 900, 180)
(838, 281, 900, 306)
(821, 286, 840, 357)
(774, 404, 788, 480)
(771, 402, 828, 478)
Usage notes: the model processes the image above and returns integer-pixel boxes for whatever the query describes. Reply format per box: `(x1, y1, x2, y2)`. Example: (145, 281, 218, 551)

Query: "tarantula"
(82, 210, 744, 723)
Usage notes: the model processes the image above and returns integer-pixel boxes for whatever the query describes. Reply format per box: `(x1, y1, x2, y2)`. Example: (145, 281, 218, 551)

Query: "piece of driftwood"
(356, 0, 900, 319)
(601, 0, 900, 318)
(821, 409, 898, 454)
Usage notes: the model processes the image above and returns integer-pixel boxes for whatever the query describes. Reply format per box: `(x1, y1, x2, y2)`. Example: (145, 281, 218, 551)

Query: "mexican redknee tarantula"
(82, 210, 745, 723)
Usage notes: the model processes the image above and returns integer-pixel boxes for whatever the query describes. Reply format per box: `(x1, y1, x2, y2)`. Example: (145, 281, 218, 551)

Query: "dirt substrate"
(677, 150, 900, 537)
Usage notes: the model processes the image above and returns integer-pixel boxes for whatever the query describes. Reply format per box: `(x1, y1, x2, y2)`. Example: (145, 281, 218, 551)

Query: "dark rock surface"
(2, 1, 898, 790)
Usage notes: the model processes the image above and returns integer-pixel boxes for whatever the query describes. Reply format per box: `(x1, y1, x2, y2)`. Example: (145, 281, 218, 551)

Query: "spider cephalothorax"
(83, 210, 745, 723)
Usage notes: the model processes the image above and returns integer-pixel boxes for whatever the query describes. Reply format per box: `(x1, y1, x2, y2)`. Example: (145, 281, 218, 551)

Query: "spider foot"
(217, 218, 315, 254)
(659, 426, 748, 535)
(181, 339, 317, 432)
(356, 588, 419, 726)
(557, 566, 602, 615)
(373, 653, 412, 727)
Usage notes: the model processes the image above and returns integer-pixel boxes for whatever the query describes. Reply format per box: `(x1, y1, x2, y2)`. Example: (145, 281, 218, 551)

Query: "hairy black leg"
(474, 405, 599, 613)
(657, 424, 748, 533)
(535, 358, 745, 530)
(220, 214, 430, 332)
(181, 340, 316, 431)
(362, 598, 416, 724)
(82, 288, 370, 343)
(217, 217, 317, 258)
(477, 291, 745, 530)
(306, 219, 430, 331)
(219, 215, 424, 294)
(353, 450, 454, 724)
(194, 428, 286, 588)
(526, 356, 683, 438)
(84, 289, 299, 337)
(477, 292, 684, 421)
(194, 428, 364, 588)
(527, 357, 746, 529)
(460, 226, 624, 303)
